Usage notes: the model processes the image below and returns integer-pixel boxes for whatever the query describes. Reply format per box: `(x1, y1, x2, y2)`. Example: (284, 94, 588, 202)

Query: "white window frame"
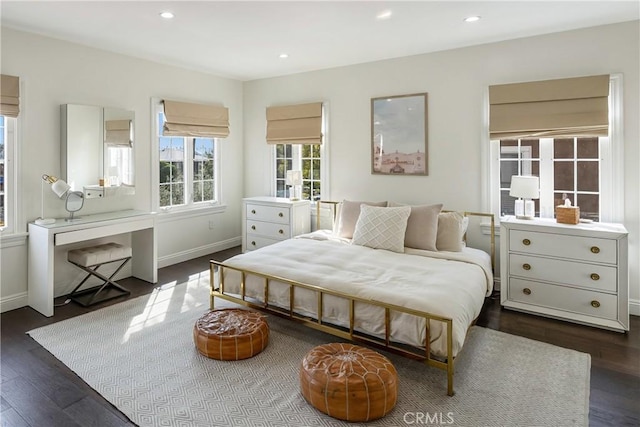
(487, 74, 624, 224)
(271, 103, 330, 203)
(151, 99, 222, 213)
(0, 116, 19, 235)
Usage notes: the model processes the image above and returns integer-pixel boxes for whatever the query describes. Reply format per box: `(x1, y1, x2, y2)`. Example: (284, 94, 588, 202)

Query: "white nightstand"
(500, 216, 628, 332)
(242, 197, 310, 252)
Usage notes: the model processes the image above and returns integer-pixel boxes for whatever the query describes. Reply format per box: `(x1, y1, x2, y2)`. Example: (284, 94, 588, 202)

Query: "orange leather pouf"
(193, 309, 269, 360)
(300, 343, 398, 422)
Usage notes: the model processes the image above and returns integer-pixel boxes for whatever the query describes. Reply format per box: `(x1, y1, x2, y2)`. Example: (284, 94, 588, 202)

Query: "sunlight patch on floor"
(122, 281, 177, 343)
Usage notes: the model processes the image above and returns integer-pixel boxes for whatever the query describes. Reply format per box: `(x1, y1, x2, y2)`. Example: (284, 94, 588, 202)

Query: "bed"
(210, 201, 495, 396)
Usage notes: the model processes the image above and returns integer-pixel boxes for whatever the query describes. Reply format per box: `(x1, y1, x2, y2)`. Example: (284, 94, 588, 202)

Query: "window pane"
(577, 194, 599, 221)
(520, 159, 539, 176)
(554, 138, 574, 159)
(577, 137, 598, 159)
(285, 144, 292, 157)
(577, 161, 598, 192)
(193, 182, 203, 202)
(554, 192, 574, 207)
(302, 182, 311, 201)
(276, 159, 286, 179)
(302, 159, 311, 179)
(301, 144, 311, 157)
(521, 139, 540, 158)
(159, 184, 171, 207)
(159, 162, 172, 184)
(171, 183, 184, 205)
(313, 160, 320, 180)
(500, 140, 518, 149)
(276, 144, 284, 157)
(174, 162, 184, 183)
(276, 179, 286, 198)
(312, 181, 321, 201)
(554, 161, 574, 191)
(500, 160, 518, 187)
(500, 190, 516, 216)
(203, 181, 214, 201)
(312, 144, 320, 157)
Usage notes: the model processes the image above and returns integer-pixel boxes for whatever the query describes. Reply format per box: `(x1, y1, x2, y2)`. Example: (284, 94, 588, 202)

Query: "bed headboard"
(315, 201, 495, 273)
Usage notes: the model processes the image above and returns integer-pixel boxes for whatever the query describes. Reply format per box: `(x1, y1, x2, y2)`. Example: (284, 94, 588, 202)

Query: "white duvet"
(218, 231, 493, 358)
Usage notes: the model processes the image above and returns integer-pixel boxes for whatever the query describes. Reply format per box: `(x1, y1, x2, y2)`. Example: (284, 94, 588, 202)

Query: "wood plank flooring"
(1, 246, 638, 426)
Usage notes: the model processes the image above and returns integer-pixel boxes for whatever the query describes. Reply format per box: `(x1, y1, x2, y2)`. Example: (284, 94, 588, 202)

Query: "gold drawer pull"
(523, 288, 531, 295)
(591, 300, 600, 308)
(251, 241, 256, 246)
(278, 212, 284, 218)
(522, 238, 531, 246)
(590, 246, 600, 254)
(278, 229, 284, 234)
(522, 263, 531, 271)
(251, 209, 256, 214)
(251, 225, 256, 230)
(590, 273, 600, 281)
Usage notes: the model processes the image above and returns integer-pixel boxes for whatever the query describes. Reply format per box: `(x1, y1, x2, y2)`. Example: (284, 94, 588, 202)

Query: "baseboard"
(0, 292, 28, 313)
(158, 237, 241, 268)
(629, 298, 640, 317)
(493, 277, 501, 292)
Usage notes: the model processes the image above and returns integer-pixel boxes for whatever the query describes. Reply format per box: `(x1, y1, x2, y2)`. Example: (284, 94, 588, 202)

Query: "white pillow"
(436, 211, 469, 252)
(351, 205, 411, 253)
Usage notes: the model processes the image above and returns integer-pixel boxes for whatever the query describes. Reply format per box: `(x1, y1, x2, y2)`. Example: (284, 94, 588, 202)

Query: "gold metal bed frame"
(209, 201, 495, 396)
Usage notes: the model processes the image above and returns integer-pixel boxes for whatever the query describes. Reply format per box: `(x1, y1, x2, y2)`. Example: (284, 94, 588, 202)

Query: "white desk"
(28, 210, 157, 317)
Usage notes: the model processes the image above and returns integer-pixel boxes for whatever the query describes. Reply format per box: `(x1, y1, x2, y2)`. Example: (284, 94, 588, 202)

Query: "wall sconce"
(510, 175, 539, 220)
(286, 170, 302, 201)
(35, 174, 71, 225)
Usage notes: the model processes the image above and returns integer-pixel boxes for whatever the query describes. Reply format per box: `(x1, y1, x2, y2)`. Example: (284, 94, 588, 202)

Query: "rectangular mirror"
(61, 104, 135, 197)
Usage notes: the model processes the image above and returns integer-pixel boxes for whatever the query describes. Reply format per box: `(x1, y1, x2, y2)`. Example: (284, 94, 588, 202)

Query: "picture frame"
(371, 92, 428, 175)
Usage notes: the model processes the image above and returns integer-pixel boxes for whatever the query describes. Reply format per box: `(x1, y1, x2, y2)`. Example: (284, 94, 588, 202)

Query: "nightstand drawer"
(510, 230, 617, 264)
(509, 278, 618, 320)
(246, 204, 290, 224)
(245, 234, 281, 251)
(246, 220, 290, 240)
(509, 254, 617, 292)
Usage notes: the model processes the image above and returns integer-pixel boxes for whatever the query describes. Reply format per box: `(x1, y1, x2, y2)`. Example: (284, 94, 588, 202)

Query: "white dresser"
(500, 217, 628, 332)
(242, 197, 310, 252)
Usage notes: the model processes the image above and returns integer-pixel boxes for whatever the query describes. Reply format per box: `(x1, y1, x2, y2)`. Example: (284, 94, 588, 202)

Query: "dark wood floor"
(1, 246, 638, 427)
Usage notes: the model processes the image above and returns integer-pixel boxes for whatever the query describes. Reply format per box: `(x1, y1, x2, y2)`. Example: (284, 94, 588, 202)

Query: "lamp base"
(35, 218, 56, 225)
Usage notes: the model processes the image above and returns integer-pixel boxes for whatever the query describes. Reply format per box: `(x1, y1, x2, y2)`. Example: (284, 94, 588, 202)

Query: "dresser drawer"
(246, 204, 290, 224)
(509, 278, 617, 320)
(245, 234, 281, 251)
(246, 220, 290, 240)
(509, 230, 617, 264)
(509, 254, 617, 292)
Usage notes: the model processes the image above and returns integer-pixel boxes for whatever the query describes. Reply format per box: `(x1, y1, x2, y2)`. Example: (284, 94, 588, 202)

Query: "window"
(156, 111, 218, 209)
(489, 75, 622, 223)
(275, 144, 322, 201)
(0, 115, 16, 231)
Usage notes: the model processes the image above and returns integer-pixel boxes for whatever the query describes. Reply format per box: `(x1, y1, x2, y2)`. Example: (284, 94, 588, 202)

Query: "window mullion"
(539, 138, 554, 218)
(185, 137, 193, 205)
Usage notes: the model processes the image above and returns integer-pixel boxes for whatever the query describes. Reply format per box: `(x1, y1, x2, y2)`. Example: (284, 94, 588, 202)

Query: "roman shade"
(266, 102, 323, 144)
(104, 120, 132, 146)
(163, 100, 229, 138)
(1, 74, 20, 118)
(489, 74, 609, 139)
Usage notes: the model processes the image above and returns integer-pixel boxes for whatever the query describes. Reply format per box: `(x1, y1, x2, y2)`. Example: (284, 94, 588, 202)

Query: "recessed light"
(160, 11, 174, 19)
(279, 53, 289, 59)
(463, 16, 481, 23)
(376, 10, 392, 20)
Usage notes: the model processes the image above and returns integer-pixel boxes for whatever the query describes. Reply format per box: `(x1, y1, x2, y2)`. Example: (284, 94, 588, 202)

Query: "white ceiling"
(2, 1, 638, 81)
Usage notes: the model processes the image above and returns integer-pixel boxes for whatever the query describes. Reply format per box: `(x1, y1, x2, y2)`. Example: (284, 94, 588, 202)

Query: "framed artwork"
(371, 93, 428, 175)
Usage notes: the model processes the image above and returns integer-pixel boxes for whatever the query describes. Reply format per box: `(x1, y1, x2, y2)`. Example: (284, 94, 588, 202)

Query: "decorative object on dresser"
(509, 175, 539, 220)
(285, 169, 302, 201)
(500, 216, 628, 331)
(242, 196, 310, 252)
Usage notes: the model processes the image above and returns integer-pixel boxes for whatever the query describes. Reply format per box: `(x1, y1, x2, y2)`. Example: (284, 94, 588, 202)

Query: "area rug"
(28, 276, 590, 426)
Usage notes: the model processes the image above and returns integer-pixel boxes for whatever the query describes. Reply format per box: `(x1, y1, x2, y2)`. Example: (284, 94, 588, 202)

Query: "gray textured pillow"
(389, 202, 443, 251)
(351, 205, 411, 253)
(336, 199, 387, 238)
(436, 211, 468, 252)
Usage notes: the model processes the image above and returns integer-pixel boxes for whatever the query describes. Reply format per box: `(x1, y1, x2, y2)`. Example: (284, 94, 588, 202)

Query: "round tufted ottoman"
(300, 343, 398, 421)
(193, 308, 269, 360)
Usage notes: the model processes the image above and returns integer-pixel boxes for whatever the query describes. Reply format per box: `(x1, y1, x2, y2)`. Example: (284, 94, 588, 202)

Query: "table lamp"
(509, 175, 539, 220)
(35, 174, 71, 225)
(286, 170, 302, 201)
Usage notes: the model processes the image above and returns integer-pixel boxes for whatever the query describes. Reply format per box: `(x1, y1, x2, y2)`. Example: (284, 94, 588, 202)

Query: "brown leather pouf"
(193, 309, 269, 360)
(300, 343, 398, 421)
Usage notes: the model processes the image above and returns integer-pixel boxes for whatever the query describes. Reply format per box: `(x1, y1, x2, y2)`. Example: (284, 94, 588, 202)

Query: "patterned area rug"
(28, 276, 590, 426)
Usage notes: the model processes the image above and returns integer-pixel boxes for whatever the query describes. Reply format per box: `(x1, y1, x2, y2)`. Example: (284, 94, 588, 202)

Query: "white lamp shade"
(509, 175, 539, 199)
(51, 179, 71, 198)
(286, 170, 302, 186)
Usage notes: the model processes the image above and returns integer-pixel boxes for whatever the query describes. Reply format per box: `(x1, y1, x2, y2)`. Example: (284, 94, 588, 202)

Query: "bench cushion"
(68, 242, 132, 267)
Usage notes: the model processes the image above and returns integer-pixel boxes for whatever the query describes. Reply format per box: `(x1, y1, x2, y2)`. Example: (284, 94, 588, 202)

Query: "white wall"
(243, 21, 640, 314)
(0, 28, 244, 308)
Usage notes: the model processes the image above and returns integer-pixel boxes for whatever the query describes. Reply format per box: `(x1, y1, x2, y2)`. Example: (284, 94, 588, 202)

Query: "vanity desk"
(28, 210, 157, 317)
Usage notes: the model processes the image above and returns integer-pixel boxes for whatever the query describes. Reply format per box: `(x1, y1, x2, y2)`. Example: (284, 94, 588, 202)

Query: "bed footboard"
(209, 261, 457, 396)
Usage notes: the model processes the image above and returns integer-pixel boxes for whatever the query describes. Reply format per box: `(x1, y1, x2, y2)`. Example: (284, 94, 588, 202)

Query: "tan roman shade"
(489, 75, 609, 139)
(1, 74, 20, 118)
(163, 100, 229, 138)
(105, 120, 132, 146)
(266, 102, 322, 144)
